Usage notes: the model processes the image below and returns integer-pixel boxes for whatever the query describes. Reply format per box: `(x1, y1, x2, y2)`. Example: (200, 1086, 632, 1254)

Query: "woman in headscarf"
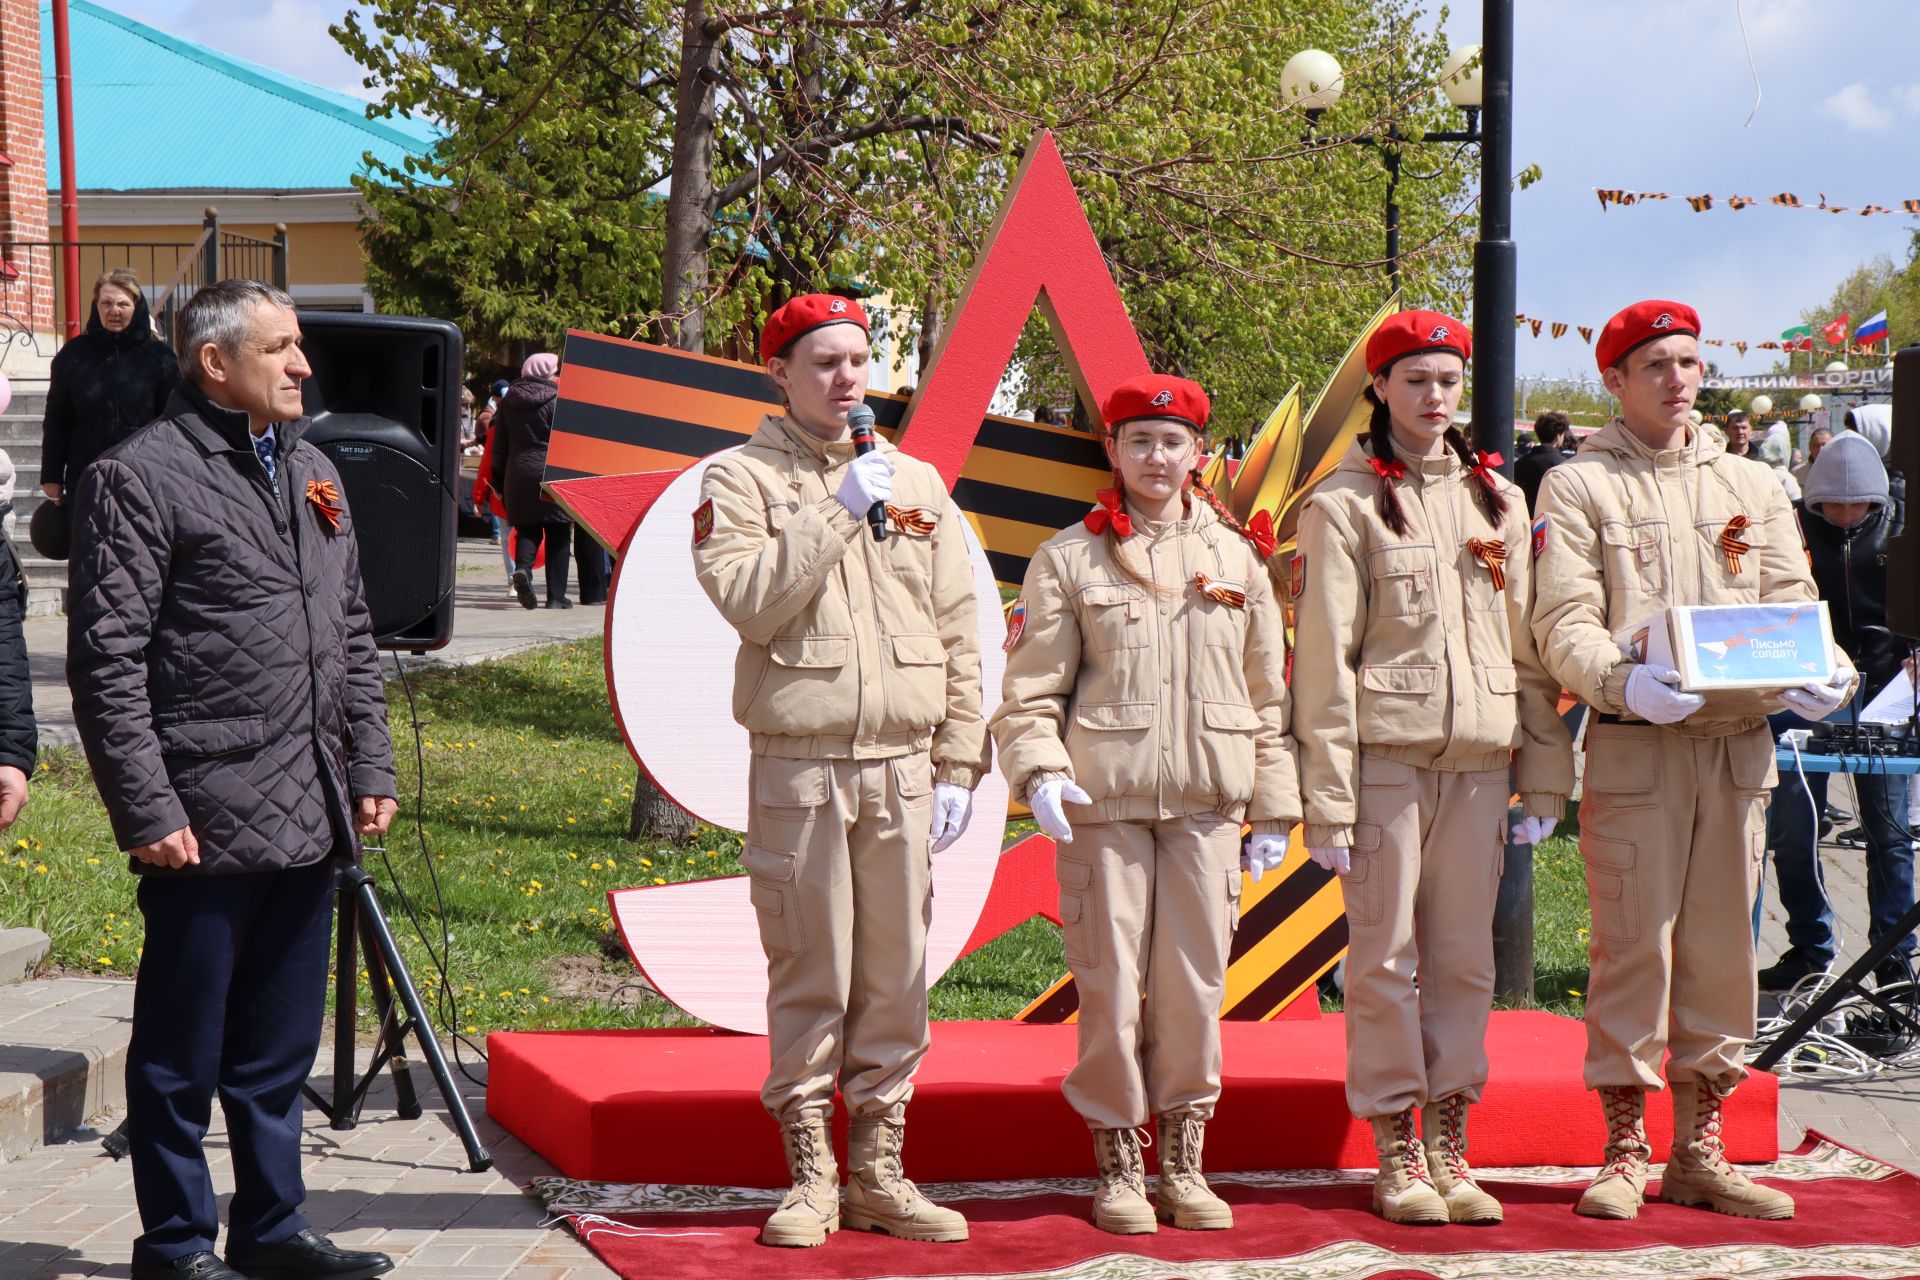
(489, 352, 571, 607)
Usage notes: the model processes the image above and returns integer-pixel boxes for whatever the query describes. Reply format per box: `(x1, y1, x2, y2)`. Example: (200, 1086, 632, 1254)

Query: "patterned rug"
(534, 1137, 1920, 1280)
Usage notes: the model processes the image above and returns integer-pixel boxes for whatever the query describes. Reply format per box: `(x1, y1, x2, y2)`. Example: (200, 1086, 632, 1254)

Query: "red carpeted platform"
(536, 1136, 1920, 1280)
(487, 1013, 1778, 1185)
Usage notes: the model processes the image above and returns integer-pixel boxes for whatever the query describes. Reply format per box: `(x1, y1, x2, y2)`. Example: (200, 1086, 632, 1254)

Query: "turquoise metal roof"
(41, 0, 441, 191)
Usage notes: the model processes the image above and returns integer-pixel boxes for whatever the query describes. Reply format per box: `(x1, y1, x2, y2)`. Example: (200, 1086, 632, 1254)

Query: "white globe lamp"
(1281, 49, 1345, 116)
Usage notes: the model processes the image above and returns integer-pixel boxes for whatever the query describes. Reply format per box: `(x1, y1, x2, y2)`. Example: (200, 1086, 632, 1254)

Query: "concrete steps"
(0, 977, 132, 1164)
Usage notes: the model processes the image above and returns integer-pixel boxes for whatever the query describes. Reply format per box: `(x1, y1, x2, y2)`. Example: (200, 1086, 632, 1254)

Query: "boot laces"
(1392, 1109, 1433, 1185)
(1435, 1095, 1474, 1181)
(1099, 1129, 1147, 1195)
(1694, 1082, 1732, 1171)
(1598, 1087, 1649, 1178)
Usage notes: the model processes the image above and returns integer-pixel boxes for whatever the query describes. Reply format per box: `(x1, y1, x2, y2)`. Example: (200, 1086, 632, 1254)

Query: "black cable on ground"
(369, 650, 489, 1090)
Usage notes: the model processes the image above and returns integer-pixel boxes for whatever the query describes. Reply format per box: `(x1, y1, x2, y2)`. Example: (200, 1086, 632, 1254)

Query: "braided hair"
(1365, 389, 1413, 538)
(1365, 388, 1510, 537)
(1188, 468, 1276, 558)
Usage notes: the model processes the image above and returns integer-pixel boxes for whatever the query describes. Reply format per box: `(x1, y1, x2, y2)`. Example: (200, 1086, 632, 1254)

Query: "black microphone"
(848, 402, 887, 542)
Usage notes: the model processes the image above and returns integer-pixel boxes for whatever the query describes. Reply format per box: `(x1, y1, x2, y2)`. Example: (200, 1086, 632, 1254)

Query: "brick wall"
(0, 0, 55, 340)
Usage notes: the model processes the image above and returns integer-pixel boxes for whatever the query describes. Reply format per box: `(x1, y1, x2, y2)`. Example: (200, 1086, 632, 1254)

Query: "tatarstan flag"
(1780, 323, 1814, 352)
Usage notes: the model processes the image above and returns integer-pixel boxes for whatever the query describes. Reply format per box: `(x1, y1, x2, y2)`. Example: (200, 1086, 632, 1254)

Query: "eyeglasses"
(1119, 435, 1196, 462)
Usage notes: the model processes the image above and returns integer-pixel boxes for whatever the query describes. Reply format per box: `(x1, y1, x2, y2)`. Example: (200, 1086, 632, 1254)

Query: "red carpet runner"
(487, 1013, 1777, 1184)
(535, 1137, 1920, 1280)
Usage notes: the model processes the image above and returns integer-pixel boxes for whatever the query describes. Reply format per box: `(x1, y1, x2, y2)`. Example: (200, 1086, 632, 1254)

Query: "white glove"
(1777, 665, 1855, 721)
(929, 782, 973, 854)
(1511, 814, 1557, 846)
(1308, 845, 1351, 875)
(1242, 831, 1290, 883)
(1030, 778, 1092, 844)
(1623, 664, 1705, 725)
(834, 449, 895, 518)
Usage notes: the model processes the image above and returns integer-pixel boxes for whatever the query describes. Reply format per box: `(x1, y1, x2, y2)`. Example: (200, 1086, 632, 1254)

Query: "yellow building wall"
(67, 219, 364, 292)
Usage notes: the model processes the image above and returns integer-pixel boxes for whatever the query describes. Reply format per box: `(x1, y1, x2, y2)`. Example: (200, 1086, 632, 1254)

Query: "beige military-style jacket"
(690, 414, 989, 788)
(990, 501, 1302, 829)
(1531, 418, 1824, 737)
(1290, 442, 1574, 848)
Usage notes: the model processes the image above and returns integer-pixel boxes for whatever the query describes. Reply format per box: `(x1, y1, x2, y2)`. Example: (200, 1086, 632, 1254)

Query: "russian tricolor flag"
(1854, 310, 1889, 343)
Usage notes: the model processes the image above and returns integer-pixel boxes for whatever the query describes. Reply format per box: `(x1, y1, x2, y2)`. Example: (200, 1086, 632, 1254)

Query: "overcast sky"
(95, 0, 1920, 380)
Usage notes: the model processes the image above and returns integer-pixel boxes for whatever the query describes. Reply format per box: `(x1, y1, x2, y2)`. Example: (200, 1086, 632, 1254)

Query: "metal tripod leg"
(341, 864, 493, 1171)
(306, 859, 424, 1129)
(1752, 895, 1920, 1071)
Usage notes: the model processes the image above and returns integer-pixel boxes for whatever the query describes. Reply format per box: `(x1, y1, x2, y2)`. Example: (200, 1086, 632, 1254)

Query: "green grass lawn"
(2, 637, 1595, 1035)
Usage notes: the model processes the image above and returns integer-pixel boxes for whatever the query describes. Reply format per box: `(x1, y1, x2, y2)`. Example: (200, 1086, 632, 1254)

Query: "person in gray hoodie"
(1758, 432, 1916, 992)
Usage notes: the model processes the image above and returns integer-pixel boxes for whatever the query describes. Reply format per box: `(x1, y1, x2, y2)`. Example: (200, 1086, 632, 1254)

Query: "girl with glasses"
(1288, 311, 1573, 1225)
(992, 375, 1301, 1235)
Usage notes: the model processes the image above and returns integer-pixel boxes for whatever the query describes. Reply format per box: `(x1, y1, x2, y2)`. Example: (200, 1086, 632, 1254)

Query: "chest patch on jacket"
(692, 498, 715, 545)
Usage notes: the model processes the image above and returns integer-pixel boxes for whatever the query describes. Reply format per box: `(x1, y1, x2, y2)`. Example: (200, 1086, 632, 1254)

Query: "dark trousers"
(512, 522, 571, 604)
(574, 527, 610, 604)
(128, 861, 335, 1267)
(1766, 766, 1916, 961)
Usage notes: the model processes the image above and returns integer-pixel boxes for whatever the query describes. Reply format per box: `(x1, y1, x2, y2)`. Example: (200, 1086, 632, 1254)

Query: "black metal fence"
(0, 207, 289, 357)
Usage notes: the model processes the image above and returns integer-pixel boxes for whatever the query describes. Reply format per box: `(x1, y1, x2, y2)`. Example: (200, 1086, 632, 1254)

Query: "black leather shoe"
(226, 1230, 394, 1280)
(133, 1254, 249, 1280)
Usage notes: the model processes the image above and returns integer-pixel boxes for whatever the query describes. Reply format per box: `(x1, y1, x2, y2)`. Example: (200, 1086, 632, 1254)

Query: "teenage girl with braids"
(1289, 312, 1574, 1226)
(991, 375, 1301, 1236)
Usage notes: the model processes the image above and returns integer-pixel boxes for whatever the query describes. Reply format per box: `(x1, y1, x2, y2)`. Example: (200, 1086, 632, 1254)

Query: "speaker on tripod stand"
(297, 312, 463, 652)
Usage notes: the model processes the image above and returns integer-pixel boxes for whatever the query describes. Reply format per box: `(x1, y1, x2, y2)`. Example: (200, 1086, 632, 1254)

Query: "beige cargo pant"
(1579, 720, 1774, 1091)
(1057, 812, 1244, 1131)
(1340, 752, 1511, 1119)
(743, 750, 934, 1125)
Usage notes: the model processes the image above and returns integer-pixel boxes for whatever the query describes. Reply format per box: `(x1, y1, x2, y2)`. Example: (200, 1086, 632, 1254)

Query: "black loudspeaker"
(1889, 344, 1920, 641)
(297, 312, 463, 651)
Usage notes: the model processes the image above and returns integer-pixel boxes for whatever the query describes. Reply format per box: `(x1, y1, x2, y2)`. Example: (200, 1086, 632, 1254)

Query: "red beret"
(1101, 374, 1210, 433)
(760, 294, 870, 361)
(1366, 310, 1472, 376)
(1596, 299, 1700, 372)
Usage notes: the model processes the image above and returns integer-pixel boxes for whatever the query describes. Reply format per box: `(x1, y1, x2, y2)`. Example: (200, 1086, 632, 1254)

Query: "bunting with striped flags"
(1594, 187, 1920, 216)
(1515, 313, 1891, 356)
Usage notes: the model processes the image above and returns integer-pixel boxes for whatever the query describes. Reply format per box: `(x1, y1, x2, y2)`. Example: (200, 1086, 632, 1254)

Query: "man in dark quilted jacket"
(68, 280, 399, 1280)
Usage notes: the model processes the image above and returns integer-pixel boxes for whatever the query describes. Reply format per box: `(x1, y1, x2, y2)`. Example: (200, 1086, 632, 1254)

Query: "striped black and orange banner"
(547, 330, 1113, 588)
(1018, 841, 1349, 1023)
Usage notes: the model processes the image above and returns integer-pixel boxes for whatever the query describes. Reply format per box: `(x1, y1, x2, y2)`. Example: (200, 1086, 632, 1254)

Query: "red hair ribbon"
(1467, 537, 1508, 592)
(1083, 488, 1133, 538)
(1244, 509, 1278, 559)
(1472, 450, 1504, 482)
(885, 505, 935, 536)
(1194, 573, 1247, 609)
(1719, 515, 1751, 574)
(306, 479, 344, 532)
(1368, 457, 1408, 482)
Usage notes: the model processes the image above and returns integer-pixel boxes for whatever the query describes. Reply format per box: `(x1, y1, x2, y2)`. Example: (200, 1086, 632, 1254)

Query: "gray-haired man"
(69, 280, 398, 1280)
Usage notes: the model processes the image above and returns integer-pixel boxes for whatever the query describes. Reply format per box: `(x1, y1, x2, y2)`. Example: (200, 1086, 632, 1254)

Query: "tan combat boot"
(1420, 1094, 1503, 1225)
(1154, 1114, 1233, 1230)
(1090, 1128, 1158, 1234)
(760, 1119, 839, 1247)
(1574, 1086, 1652, 1220)
(842, 1116, 969, 1242)
(1659, 1078, 1794, 1220)
(1367, 1108, 1449, 1225)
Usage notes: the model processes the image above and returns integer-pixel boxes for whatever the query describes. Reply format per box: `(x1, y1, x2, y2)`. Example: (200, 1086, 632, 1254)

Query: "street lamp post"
(1280, 47, 1484, 301)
